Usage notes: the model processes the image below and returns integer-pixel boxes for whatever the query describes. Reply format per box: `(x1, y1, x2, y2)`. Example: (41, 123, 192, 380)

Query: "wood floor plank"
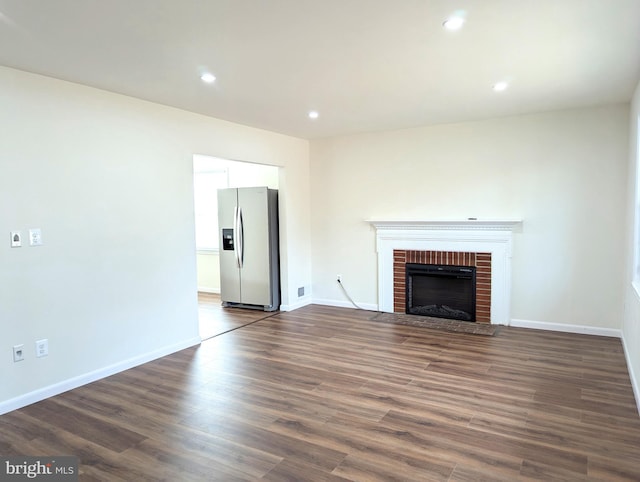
(196, 377, 340, 425)
(19, 398, 147, 453)
(119, 437, 253, 482)
(320, 411, 523, 479)
(141, 423, 283, 480)
(263, 458, 352, 481)
(198, 292, 273, 341)
(519, 458, 589, 481)
(1, 303, 639, 480)
(332, 452, 454, 482)
(449, 463, 522, 482)
(178, 414, 348, 472)
(587, 454, 640, 481)
(377, 409, 581, 475)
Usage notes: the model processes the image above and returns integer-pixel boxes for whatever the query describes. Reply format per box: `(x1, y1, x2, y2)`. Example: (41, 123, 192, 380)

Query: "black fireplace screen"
(406, 263, 476, 322)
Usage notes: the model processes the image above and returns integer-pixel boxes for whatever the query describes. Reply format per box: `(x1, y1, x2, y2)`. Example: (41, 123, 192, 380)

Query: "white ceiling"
(1, 0, 639, 139)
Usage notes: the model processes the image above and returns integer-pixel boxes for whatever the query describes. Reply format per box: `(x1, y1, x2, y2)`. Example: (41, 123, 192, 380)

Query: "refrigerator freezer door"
(237, 187, 272, 306)
(218, 188, 241, 303)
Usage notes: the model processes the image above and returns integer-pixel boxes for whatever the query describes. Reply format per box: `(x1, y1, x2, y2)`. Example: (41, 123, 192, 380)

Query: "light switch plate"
(10, 231, 22, 247)
(29, 228, 42, 246)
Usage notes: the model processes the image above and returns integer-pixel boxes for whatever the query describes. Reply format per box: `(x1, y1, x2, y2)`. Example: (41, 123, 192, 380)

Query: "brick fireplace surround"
(370, 220, 521, 325)
(393, 250, 492, 322)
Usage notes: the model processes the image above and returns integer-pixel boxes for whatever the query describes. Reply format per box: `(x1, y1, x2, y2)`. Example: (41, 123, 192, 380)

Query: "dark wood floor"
(1, 304, 639, 480)
(198, 292, 274, 340)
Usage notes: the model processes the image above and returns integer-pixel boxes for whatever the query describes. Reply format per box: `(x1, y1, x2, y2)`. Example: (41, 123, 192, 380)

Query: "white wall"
(623, 79, 640, 412)
(0, 66, 310, 412)
(310, 105, 628, 330)
(227, 161, 279, 188)
(196, 252, 220, 293)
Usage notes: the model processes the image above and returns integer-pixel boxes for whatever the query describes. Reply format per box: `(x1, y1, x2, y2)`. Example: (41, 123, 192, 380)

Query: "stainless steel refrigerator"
(217, 187, 280, 311)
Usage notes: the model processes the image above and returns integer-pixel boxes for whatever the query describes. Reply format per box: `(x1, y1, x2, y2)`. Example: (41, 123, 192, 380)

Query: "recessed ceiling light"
(308, 111, 319, 119)
(443, 16, 464, 30)
(200, 72, 216, 84)
(493, 81, 509, 92)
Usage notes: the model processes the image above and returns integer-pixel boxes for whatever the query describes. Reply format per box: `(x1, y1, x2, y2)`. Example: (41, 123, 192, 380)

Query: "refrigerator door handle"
(234, 206, 241, 269)
(236, 206, 244, 269)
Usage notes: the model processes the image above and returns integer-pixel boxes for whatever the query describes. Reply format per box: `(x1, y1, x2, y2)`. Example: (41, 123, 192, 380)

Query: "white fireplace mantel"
(369, 219, 522, 325)
(369, 219, 522, 231)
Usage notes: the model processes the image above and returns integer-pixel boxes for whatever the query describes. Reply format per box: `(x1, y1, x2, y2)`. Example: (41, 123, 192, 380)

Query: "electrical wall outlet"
(36, 339, 48, 358)
(29, 228, 43, 246)
(337, 274, 342, 282)
(13, 344, 24, 362)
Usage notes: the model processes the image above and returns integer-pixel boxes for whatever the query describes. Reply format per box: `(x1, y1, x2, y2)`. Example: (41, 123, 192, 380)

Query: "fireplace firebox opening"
(406, 263, 476, 322)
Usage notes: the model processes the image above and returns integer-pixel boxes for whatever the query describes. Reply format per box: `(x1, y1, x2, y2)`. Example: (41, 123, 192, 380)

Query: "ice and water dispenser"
(222, 228, 234, 250)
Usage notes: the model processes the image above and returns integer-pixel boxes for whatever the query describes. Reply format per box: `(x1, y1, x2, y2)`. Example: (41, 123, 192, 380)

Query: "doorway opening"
(192, 154, 279, 339)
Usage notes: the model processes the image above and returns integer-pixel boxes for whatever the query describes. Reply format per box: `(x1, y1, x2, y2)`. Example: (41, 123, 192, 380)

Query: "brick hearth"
(393, 250, 491, 323)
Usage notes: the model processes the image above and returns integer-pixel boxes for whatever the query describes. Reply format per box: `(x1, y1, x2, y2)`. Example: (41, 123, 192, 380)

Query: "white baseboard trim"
(280, 298, 313, 312)
(313, 298, 379, 312)
(510, 318, 622, 338)
(197, 287, 220, 294)
(0, 336, 201, 416)
(621, 333, 640, 415)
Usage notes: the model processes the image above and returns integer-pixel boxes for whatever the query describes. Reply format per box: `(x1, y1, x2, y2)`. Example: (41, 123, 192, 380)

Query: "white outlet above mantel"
(369, 219, 523, 324)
